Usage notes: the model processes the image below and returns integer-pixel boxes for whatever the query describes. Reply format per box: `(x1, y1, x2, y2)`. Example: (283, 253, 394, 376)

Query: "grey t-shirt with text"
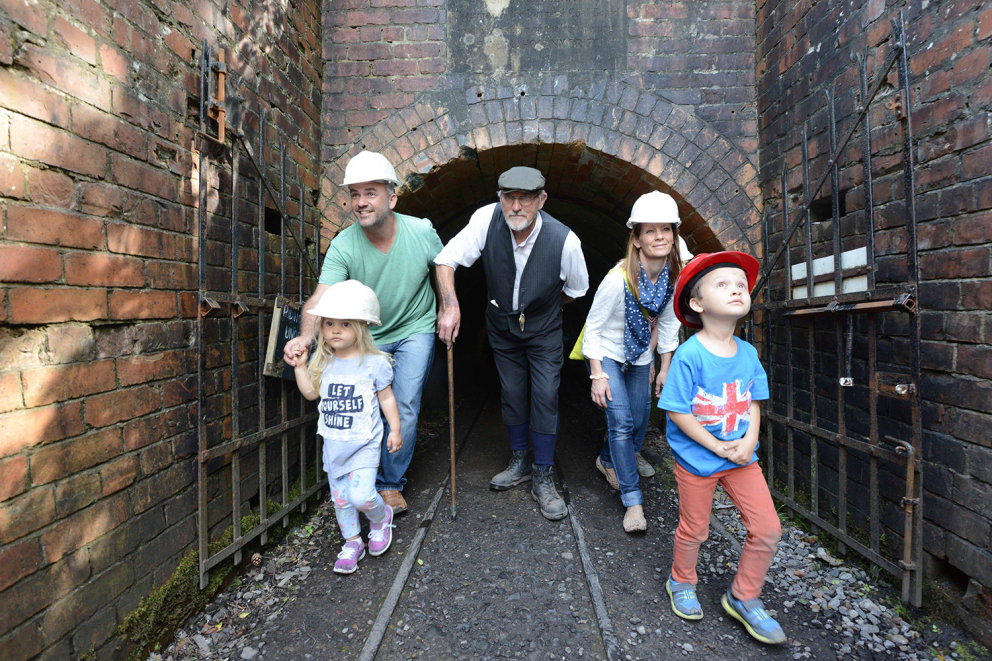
(317, 354, 393, 479)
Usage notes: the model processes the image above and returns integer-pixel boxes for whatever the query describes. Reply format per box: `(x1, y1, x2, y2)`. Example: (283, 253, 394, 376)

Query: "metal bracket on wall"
(207, 49, 227, 143)
(198, 296, 221, 317)
(784, 291, 916, 316)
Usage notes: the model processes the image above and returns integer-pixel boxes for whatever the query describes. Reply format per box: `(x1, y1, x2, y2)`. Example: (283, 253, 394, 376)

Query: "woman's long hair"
(622, 224, 684, 301)
(306, 318, 388, 394)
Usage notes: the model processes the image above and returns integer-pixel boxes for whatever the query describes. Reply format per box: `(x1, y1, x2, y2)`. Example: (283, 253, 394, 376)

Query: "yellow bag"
(568, 268, 649, 360)
(568, 325, 587, 360)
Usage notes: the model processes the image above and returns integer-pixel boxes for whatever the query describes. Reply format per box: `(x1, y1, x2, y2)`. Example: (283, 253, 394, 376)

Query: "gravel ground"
(372, 399, 604, 661)
(148, 371, 990, 661)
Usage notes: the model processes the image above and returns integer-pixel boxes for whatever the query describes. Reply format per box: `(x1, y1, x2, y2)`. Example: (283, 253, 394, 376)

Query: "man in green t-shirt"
(285, 151, 444, 515)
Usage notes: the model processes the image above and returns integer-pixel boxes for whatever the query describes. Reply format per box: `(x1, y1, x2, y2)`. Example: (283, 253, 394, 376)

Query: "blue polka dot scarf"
(623, 263, 672, 364)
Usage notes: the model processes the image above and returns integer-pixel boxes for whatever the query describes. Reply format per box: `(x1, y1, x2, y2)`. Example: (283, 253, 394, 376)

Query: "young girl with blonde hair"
(287, 279, 402, 574)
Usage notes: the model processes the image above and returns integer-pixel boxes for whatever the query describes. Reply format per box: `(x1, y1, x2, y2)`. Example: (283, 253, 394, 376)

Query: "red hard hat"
(673, 251, 760, 329)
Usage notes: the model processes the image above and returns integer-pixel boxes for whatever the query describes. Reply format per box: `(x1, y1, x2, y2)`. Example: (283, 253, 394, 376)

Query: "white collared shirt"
(434, 203, 589, 310)
(582, 268, 681, 365)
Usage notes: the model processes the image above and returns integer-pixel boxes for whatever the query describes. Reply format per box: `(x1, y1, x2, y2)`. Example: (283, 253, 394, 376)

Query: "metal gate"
(748, 11, 923, 605)
(194, 42, 322, 588)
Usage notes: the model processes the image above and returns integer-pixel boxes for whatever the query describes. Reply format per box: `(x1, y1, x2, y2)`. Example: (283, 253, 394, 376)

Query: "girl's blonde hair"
(306, 317, 388, 393)
(622, 223, 683, 301)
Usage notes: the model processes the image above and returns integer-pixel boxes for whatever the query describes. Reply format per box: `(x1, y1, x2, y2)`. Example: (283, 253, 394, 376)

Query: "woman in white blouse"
(582, 191, 689, 532)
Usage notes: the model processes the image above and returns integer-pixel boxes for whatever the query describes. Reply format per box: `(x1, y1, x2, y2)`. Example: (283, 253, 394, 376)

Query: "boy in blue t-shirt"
(657, 251, 786, 645)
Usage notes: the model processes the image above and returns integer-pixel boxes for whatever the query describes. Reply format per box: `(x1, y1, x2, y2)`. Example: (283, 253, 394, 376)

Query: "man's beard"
(356, 207, 389, 229)
(504, 213, 536, 232)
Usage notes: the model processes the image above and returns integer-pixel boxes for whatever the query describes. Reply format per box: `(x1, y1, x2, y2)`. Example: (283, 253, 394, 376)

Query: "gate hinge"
(901, 497, 919, 507)
(898, 560, 917, 571)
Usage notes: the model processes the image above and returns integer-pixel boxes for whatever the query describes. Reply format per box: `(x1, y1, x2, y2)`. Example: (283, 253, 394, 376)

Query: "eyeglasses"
(499, 191, 541, 205)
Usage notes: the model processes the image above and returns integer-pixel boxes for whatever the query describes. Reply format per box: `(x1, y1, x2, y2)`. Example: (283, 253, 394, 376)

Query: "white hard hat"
(307, 280, 382, 325)
(341, 151, 401, 188)
(677, 235, 693, 262)
(627, 191, 681, 228)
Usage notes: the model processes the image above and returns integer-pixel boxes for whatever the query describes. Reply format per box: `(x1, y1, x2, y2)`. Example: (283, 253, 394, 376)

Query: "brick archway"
(318, 80, 763, 257)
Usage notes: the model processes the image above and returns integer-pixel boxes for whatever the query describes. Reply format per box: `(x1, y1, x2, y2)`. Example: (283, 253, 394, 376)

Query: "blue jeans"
(375, 332, 436, 492)
(598, 358, 651, 507)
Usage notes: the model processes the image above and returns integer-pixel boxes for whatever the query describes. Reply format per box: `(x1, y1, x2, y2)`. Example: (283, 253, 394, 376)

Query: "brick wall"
(627, 0, 758, 158)
(756, 0, 992, 624)
(318, 0, 762, 258)
(0, 0, 321, 657)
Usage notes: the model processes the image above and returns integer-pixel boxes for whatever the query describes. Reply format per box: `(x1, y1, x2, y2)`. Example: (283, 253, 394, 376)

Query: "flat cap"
(498, 166, 546, 192)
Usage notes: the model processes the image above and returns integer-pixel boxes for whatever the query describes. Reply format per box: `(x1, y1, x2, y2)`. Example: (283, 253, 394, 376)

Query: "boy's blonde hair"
(306, 317, 389, 393)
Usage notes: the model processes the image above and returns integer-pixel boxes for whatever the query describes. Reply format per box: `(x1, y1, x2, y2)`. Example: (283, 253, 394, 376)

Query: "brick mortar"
(318, 77, 763, 259)
(0, 0, 323, 656)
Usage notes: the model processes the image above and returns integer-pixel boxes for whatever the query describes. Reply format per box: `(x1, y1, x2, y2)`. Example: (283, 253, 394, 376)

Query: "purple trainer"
(368, 505, 395, 557)
(333, 539, 365, 574)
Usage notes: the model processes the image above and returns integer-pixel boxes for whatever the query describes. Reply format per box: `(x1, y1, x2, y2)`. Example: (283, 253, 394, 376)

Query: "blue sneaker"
(721, 588, 787, 644)
(666, 575, 703, 620)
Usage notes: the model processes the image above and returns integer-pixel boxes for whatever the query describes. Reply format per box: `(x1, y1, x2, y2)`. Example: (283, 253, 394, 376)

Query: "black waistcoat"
(482, 205, 569, 339)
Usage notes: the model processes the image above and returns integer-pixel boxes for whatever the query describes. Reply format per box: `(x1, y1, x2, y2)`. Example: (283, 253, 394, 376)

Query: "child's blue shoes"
(666, 575, 703, 620)
(721, 588, 787, 644)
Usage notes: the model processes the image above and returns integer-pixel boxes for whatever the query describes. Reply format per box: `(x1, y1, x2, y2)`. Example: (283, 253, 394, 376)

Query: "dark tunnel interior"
(387, 144, 719, 416)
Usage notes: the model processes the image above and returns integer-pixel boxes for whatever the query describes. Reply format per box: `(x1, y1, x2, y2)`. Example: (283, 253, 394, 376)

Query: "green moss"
(114, 467, 321, 660)
(949, 640, 989, 661)
(656, 455, 677, 489)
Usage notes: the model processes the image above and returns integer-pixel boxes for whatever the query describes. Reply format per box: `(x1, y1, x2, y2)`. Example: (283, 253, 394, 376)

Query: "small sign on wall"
(790, 246, 868, 299)
(264, 298, 303, 381)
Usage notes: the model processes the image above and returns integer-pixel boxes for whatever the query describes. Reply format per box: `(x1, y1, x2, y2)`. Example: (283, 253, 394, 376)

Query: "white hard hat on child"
(341, 151, 402, 188)
(627, 191, 681, 228)
(307, 280, 382, 326)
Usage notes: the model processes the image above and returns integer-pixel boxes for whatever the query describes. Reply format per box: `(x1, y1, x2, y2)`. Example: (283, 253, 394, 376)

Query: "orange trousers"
(671, 460, 781, 601)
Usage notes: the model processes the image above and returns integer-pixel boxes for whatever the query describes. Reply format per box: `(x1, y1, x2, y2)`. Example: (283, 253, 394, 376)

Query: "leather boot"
(490, 450, 533, 490)
(530, 464, 567, 520)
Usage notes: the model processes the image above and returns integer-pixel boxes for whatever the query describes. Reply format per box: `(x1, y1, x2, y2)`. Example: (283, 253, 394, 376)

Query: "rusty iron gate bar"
(195, 42, 322, 589)
(748, 11, 922, 605)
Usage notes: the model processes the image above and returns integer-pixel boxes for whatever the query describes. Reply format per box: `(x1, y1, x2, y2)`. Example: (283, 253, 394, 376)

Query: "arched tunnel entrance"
(389, 143, 725, 415)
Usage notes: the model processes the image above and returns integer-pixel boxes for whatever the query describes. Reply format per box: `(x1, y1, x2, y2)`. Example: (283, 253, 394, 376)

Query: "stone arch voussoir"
(319, 79, 764, 257)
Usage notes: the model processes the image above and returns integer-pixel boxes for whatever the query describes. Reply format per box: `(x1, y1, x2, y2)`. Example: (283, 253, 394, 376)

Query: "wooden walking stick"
(447, 344, 457, 519)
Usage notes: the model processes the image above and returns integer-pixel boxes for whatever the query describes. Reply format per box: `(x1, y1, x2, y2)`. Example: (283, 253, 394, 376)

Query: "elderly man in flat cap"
(435, 167, 589, 521)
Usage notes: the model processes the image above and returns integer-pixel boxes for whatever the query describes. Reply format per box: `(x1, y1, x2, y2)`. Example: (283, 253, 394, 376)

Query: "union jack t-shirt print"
(658, 334, 768, 476)
(691, 379, 754, 438)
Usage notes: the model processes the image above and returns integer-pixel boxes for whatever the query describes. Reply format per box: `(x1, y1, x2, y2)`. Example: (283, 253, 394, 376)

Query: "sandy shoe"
(635, 452, 656, 477)
(623, 508, 647, 533)
(595, 456, 619, 490)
